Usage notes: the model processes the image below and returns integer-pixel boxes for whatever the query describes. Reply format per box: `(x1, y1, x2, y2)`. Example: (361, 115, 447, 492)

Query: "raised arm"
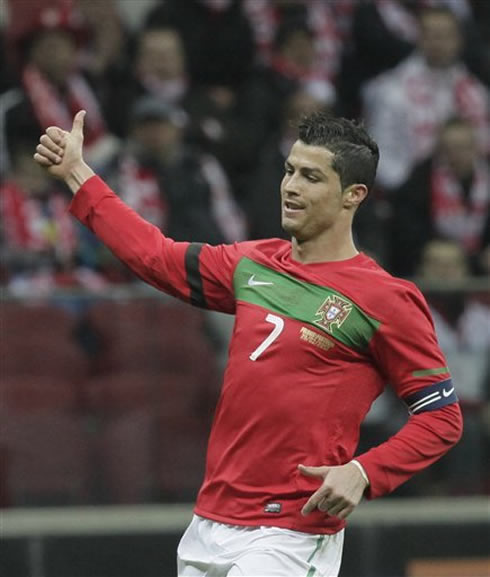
(33, 111, 240, 312)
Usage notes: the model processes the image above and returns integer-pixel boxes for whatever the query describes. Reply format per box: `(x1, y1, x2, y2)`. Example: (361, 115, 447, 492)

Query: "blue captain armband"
(404, 379, 458, 414)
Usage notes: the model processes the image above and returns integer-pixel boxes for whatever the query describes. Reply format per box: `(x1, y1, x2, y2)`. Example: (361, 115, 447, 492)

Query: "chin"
(281, 220, 295, 237)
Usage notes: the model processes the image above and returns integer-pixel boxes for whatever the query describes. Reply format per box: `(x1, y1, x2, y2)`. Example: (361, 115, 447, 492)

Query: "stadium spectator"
(73, 0, 135, 129)
(105, 19, 269, 202)
(0, 137, 106, 295)
(0, 2, 120, 176)
(233, 15, 337, 200)
(103, 96, 246, 246)
(143, 0, 255, 90)
(255, 17, 336, 124)
(102, 25, 188, 138)
(418, 239, 490, 354)
(75, 0, 129, 79)
(362, 5, 488, 193)
(243, 0, 345, 84)
(337, 0, 419, 118)
(337, 0, 489, 119)
(390, 116, 489, 278)
(101, 95, 247, 366)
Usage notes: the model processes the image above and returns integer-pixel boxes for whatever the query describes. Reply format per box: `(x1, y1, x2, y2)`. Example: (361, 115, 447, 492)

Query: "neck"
(291, 228, 359, 264)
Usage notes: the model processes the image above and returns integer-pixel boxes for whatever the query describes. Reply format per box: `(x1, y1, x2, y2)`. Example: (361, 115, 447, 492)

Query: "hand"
(33, 110, 94, 193)
(33, 110, 86, 180)
(298, 462, 368, 520)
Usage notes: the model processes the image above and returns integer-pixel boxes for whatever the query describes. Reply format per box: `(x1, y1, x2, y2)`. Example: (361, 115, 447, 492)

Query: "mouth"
(283, 200, 305, 215)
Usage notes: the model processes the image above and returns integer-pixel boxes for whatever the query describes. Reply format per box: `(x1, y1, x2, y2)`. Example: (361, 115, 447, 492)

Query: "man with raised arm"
(34, 110, 462, 577)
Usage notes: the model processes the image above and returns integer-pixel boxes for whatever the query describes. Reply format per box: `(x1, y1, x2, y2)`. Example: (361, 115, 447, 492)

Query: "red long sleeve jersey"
(70, 177, 462, 535)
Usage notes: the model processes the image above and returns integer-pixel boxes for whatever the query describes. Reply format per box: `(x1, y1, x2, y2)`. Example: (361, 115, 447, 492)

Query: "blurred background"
(0, 0, 488, 576)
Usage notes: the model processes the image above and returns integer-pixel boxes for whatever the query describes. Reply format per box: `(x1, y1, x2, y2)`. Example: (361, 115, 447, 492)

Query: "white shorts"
(177, 515, 344, 577)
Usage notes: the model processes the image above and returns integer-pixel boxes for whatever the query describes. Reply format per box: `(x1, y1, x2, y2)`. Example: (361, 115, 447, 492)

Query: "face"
(439, 123, 477, 179)
(136, 29, 185, 81)
(30, 30, 77, 85)
(420, 241, 468, 280)
(133, 119, 181, 162)
(281, 140, 344, 242)
(419, 12, 462, 68)
(282, 30, 315, 70)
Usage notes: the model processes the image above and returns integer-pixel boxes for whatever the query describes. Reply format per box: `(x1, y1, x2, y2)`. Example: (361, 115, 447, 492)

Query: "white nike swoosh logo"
(442, 387, 455, 397)
(247, 274, 274, 287)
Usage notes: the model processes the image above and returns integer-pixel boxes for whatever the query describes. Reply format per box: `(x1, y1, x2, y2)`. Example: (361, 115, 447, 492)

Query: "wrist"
(65, 161, 95, 195)
(350, 459, 370, 488)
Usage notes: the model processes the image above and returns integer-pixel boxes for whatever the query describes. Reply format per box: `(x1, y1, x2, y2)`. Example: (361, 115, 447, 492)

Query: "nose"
(282, 172, 301, 196)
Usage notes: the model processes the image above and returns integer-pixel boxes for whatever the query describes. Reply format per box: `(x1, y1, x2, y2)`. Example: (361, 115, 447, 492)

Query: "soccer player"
(34, 110, 463, 577)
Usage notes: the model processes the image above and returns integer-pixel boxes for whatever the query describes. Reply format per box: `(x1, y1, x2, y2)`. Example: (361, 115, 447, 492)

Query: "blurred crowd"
(0, 0, 489, 502)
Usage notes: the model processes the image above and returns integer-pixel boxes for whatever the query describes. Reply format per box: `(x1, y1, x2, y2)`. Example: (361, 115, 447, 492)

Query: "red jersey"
(70, 176, 462, 534)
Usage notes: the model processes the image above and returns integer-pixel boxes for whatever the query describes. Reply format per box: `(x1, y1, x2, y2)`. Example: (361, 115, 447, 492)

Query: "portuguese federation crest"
(314, 294, 352, 334)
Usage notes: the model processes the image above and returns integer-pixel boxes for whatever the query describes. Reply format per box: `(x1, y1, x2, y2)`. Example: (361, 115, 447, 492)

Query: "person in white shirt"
(362, 5, 488, 192)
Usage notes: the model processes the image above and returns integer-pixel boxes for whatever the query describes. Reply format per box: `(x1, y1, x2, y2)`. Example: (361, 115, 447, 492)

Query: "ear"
(343, 184, 368, 209)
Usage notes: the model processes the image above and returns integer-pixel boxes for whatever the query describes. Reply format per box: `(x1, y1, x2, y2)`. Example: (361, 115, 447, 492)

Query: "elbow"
(443, 402, 464, 447)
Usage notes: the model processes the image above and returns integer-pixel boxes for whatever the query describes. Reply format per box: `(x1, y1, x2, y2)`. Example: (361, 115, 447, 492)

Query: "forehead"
(426, 239, 463, 257)
(441, 123, 474, 143)
(287, 140, 335, 172)
(420, 12, 458, 32)
(142, 29, 180, 49)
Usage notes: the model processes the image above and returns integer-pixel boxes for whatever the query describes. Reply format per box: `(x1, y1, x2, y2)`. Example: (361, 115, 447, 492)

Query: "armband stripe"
(409, 391, 441, 412)
(404, 378, 458, 414)
(185, 243, 207, 308)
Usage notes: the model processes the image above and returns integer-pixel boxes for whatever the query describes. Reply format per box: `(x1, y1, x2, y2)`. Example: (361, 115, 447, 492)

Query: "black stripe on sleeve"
(185, 243, 207, 308)
(403, 378, 458, 414)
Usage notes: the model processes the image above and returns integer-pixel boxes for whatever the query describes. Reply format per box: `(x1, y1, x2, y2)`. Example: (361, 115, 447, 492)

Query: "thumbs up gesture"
(33, 110, 94, 191)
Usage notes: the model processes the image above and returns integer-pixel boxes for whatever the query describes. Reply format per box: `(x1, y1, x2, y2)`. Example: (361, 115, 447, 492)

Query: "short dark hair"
(298, 113, 379, 192)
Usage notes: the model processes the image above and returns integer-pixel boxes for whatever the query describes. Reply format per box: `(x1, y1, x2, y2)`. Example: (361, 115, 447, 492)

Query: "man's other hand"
(298, 461, 368, 520)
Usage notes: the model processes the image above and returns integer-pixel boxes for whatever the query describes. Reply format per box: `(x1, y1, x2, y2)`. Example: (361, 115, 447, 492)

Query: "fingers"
(302, 490, 354, 519)
(299, 463, 364, 519)
(46, 126, 68, 144)
(33, 126, 67, 168)
(35, 142, 63, 164)
(321, 496, 343, 515)
(40, 134, 65, 157)
(334, 503, 355, 520)
(301, 486, 331, 516)
(33, 152, 54, 167)
(298, 464, 328, 478)
(72, 109, 86, 135)
(317, 497, 331, 513)
(298, 464, 331, 516)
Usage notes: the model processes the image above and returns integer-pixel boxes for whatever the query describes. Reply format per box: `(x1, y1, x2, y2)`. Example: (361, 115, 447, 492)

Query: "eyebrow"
(284, 160, 326, 178)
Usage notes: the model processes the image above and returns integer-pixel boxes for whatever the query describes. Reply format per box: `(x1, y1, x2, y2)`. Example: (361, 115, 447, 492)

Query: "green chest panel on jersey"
(233, 257, 381, 351)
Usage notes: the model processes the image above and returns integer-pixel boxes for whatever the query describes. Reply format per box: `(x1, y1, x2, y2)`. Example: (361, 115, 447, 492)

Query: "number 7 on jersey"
(249, 313, 284, 361)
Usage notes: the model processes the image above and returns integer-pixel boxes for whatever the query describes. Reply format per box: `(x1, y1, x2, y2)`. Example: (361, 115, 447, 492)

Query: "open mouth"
(284, 201, 305, 213)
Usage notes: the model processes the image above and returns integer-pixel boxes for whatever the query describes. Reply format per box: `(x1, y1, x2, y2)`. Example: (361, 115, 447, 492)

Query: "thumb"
(298, 464, 329, 478)
(71, 110, 86, 136)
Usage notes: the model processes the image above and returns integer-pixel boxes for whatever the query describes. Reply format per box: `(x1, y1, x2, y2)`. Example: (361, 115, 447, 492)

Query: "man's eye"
(306, 175, 318, 182)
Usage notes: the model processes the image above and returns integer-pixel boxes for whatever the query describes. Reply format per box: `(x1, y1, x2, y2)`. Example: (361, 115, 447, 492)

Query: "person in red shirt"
(33, 109, 462, 577)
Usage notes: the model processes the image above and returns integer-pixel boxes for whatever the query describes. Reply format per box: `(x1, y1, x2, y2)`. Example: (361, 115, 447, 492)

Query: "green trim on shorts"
(306, 536, 325, 576)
